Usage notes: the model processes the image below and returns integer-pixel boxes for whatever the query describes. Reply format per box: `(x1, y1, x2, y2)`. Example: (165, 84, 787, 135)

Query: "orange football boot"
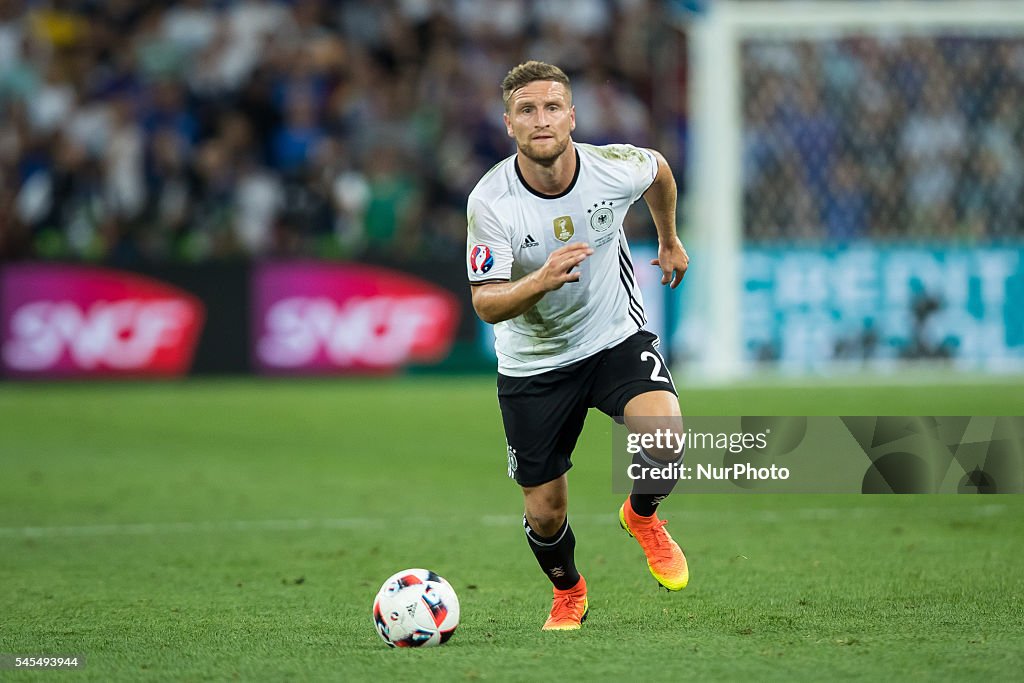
(541, 575, 589, 631)
(619, 498, 689, 590)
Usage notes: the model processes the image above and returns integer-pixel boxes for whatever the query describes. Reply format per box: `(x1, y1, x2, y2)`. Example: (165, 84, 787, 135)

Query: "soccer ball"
(372, 568, 460, 648)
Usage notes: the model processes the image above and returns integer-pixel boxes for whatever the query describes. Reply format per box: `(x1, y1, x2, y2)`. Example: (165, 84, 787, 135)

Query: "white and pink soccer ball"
(372, 568, 460, 648)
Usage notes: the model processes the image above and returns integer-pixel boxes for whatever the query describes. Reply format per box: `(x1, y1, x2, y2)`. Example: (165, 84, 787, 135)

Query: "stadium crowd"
(1, 1, 1021, 265)
(0, 0, 685, 264)
(742, 35, 1024, 241)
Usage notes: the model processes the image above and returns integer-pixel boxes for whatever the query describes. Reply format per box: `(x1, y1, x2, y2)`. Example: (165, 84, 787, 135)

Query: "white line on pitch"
(0, 518, 387, 538)
(0, 504, 1005, 539)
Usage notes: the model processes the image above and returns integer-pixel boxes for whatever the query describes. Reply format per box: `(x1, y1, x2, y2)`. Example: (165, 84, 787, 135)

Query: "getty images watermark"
(612, 416, 1024, 494)
(626, 427, 790, 483)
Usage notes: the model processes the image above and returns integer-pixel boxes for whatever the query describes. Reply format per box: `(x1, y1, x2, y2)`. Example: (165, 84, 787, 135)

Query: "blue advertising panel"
(695, 244, 1024, 372)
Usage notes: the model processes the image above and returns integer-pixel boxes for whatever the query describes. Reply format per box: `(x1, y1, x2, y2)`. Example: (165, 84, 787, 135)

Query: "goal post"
(681, 0, 1024, 382)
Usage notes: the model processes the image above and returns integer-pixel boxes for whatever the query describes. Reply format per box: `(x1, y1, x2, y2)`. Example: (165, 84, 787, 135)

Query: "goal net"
(681, 0, 1024, 380)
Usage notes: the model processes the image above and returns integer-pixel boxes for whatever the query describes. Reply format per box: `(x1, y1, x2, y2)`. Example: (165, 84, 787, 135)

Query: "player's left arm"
(643, 149, 689, 289)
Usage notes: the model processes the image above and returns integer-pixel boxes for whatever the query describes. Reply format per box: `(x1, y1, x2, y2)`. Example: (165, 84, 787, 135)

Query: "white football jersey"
(466, 142, 658, 376)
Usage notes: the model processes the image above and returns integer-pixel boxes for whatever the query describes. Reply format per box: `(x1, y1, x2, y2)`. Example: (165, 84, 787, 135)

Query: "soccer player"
(466, 61, 691, 631)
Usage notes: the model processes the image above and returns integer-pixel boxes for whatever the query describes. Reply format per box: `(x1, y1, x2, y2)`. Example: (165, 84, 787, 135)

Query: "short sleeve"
(603, 144, 658, 204)
(466, 195, 513, 284)
(632, 147, 659, 202)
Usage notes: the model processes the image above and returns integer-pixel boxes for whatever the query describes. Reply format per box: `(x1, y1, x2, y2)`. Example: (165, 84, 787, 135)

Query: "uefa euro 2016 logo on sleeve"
(470, 245, 493, 275)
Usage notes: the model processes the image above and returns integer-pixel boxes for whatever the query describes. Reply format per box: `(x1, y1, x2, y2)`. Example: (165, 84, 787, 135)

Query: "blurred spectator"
(742, 33, 1024, 242)
(0, 0, 685, 264)
(362, 146, 422, 259)
(6, 1, 1020, 265)
(272, 89, 325, 173)
(825, 156, 869, 240)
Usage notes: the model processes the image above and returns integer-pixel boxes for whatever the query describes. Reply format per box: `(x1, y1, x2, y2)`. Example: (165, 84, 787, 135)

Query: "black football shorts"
(496, 330, 678, 487)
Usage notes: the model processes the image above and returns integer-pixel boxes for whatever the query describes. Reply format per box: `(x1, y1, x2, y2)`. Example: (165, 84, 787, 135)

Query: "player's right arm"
(471, 243, 594, 324)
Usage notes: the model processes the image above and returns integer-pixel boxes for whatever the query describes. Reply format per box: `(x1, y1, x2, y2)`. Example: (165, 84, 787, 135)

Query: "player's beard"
(518, 135, 571, 167)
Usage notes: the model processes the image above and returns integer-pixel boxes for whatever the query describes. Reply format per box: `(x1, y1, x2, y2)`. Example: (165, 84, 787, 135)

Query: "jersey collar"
(514, 146, 581, 200)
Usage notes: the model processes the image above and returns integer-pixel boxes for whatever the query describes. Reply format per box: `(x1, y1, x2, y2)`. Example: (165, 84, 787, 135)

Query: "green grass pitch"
(1, 376, 1023, 681)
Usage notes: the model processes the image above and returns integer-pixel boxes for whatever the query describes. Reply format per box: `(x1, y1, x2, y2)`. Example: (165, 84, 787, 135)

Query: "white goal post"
(683, 0, 1024, 382)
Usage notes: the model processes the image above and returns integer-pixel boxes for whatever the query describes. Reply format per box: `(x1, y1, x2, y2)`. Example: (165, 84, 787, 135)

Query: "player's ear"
(569, 105, 576, 132)
(503, 112, 513, 137)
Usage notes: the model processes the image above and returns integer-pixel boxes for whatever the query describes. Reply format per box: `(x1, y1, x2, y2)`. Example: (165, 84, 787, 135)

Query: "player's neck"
(516, 143, 577, 197)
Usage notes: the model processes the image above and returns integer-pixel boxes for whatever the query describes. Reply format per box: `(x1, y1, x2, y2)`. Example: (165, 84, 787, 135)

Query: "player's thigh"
(590, 330, 679, 418)
(497, 369, 590, 488)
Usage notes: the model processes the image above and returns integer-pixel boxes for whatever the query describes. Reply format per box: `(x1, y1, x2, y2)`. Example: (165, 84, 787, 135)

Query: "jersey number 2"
(640, 351, 671, 384)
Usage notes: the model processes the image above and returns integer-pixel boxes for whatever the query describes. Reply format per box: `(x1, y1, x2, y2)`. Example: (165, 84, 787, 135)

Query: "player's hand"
(535, 242, 594, 291)
(651, 238, 689, 289)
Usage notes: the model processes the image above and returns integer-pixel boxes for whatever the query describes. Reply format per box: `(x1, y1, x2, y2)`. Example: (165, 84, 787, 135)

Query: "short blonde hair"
(501, 61, 571, 111)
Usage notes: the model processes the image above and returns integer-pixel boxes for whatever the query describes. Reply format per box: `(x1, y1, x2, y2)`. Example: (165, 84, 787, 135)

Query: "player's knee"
(627, 414, 686, 463)
(521, 476, 567, 535)
(524, 498, 567, 537)
(525, 511, 565, 537)
(639, 443, 685, 468)
(646, 436, 685, 464)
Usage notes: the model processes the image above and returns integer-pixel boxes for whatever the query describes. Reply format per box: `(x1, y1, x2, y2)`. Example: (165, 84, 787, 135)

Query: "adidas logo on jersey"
(521, 234, 540, 248)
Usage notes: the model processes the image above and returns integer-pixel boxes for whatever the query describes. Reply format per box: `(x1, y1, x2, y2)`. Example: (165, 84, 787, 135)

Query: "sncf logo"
(254, 263, 459, 373)
(6, 300, 197, 371)
(1, 266, 205, 378)
(258, 296, 452, 368)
